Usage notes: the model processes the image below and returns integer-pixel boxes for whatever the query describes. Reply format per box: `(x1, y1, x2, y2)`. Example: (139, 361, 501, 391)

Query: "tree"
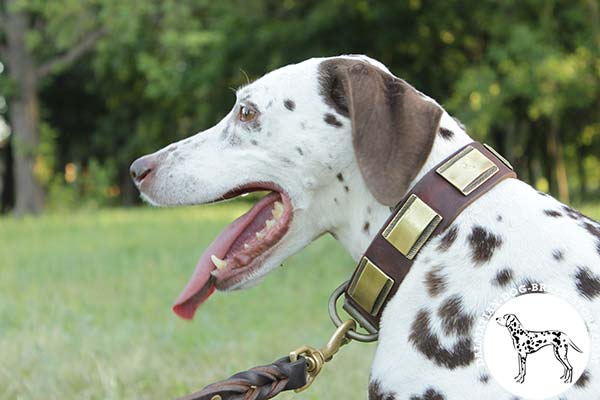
(0, 0, 105, 215)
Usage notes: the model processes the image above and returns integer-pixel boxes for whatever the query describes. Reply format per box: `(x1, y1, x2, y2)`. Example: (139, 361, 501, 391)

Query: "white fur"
(135, 56, 599, 399)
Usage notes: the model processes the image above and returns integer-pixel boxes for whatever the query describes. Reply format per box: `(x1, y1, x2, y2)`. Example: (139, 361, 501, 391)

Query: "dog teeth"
(244, 243, 250, 250)
(256, 231, 265, 240)
(272, 201, 284, 219)
(211, 255, 227, 270)
(265, 219, 275, 229)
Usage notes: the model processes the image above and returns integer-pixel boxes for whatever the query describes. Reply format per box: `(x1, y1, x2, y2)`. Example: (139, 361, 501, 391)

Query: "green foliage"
(2, 0, 600, 208)
(47, 158, 119, 210)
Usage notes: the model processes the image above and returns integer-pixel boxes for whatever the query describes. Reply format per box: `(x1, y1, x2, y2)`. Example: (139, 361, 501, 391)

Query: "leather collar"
(340, 142, 516, 336)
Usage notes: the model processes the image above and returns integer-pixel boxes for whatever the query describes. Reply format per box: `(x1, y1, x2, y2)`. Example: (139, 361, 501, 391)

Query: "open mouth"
(172, 183, 293, 320)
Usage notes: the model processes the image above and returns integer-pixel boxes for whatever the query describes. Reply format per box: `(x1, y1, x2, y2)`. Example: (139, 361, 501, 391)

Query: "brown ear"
(319, 59, 443, 206)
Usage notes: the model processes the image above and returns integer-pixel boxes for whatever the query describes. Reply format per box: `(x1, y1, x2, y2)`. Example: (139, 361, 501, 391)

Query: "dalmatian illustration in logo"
(496, 313, 583, 384)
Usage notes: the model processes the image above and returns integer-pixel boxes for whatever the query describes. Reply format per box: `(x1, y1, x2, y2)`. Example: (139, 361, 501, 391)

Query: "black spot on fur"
(574, 267, 600, 300)
(295, 147, 304, 155)
(439, 127, 454, 140)
(363, 221, 370, 233)
(562, 205, 584, 220)
(336, 173, 344, 182)
(479, 373, 489, 384)
(438, 295, 474, 336)
(324, 113, 343, 127)
(582, 221, 600, 239)
(369, 380, 396, 400)
(544, 209, 563, 217)
(250, 139, 258, 146)
(553, 249, 564, 261)
(468, 226, 503, 264)
(497, 215, 503, 222)
(582, 221, 600, 256)
(409, 310, 475, 369)
(437, 226, 458, 252)
(281, 157, 294, 166)
(344, 185, 349, 192)
(425, 266, 446, 297)
(409, 388, 446, 400)
(228, 135, 242, 146)
(574, 370, 590, 388)
(493, 268, 514, 287)
(284, 99, 295, 111)
(334, 197, 339, 205)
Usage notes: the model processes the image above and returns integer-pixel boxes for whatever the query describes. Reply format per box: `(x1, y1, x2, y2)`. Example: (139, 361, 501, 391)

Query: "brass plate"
(347, 257, 393, 316)
(382, 194, 442, 260)
(483, 143, 514, 170)
(436, 145, 499, 195)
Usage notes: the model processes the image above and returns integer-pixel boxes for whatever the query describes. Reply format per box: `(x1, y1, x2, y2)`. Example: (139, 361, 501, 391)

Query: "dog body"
(496, 314, 583, 384)
(131, 55, 600, 399)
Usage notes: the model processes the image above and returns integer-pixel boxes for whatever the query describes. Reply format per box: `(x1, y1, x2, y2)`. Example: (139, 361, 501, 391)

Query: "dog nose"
(130, 155, 157, 185)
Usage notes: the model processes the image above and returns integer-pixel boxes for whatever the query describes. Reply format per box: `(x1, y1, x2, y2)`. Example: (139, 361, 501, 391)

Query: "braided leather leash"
(177, 356, 308, 400)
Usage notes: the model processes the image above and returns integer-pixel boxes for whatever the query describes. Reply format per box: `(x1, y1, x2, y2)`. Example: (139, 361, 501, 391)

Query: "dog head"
(496, 313, 519, 327)
(130, 55, 444, 319)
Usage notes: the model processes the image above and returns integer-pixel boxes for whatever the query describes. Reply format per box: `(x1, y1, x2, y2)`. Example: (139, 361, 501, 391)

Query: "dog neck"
(507, 320, 523, 332)
(329, 112, 473, 261)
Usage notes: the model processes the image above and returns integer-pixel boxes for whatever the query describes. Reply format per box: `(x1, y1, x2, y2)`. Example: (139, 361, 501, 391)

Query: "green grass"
(0, 204, 376, 400)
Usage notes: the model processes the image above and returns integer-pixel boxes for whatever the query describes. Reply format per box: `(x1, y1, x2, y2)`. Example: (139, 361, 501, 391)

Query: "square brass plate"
(347, 257, 393, 316)
(436, 145, 499, 195)
(382, 194, 442, 260)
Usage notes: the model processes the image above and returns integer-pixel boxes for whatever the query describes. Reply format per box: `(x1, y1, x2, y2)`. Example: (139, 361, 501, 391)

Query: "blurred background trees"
(0, 0, 599, 215)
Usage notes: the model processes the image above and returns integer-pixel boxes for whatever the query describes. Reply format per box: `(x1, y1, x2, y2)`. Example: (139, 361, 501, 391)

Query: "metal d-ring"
(328, 280, 379, 342)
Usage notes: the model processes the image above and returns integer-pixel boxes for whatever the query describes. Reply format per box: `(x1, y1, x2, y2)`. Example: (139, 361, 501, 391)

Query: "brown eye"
(239, 104, 257, 122)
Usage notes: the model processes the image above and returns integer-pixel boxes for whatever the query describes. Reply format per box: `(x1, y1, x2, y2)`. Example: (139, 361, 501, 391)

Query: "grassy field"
(2, 202, 600, 400)
(0, 203, 377, 400)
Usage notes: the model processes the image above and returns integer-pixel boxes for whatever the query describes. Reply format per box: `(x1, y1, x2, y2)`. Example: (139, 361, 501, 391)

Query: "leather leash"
(178, 142, 516, 399)
(178, 356, 308, 400)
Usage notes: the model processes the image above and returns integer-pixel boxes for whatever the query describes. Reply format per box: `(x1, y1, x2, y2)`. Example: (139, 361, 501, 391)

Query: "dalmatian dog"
(496, 313, 583, 384)
(130, 55, 600, 399)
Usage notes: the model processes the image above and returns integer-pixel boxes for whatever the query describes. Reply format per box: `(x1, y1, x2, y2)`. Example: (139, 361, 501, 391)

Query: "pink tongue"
(172, 192, 280, 320)
(172, 217, 246, 319)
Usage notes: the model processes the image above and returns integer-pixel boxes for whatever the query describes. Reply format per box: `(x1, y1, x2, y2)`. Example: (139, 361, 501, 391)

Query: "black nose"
(130, 155, 157, 185)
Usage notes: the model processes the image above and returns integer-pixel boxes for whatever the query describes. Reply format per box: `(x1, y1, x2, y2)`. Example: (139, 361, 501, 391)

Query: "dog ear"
(319, 59, 443, 206)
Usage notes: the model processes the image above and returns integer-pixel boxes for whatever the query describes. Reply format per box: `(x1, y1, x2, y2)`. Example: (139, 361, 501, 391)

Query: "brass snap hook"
(289, 319, 356, 392)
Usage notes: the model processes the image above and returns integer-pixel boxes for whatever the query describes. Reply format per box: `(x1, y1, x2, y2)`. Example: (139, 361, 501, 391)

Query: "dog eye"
(238, 105, 257, 122)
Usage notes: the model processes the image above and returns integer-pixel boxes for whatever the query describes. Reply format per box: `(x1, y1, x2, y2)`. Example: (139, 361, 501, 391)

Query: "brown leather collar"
(341, 142, 516, 335)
